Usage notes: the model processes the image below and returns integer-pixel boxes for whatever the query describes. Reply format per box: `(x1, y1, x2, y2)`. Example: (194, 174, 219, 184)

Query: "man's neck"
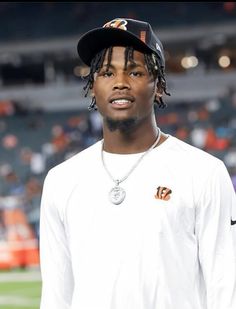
(102, 120, 166, 154)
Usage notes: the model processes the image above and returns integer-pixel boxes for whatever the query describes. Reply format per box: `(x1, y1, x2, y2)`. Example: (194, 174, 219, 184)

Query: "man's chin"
(105, 117, 137, 132)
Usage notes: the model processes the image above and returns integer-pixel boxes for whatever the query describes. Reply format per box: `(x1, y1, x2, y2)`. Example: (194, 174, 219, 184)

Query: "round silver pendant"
(109, 186, 126, 205)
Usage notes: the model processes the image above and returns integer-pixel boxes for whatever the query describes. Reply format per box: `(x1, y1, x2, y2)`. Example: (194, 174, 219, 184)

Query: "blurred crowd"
(0, 87, 236, 238)
(0, 3, 235, 43)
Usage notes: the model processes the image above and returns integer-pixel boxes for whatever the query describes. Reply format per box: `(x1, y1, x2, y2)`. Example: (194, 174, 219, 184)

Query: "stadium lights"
(181, 56, 198, 69)
(218, 55, 231, 68)
(73, 66, 89, 77)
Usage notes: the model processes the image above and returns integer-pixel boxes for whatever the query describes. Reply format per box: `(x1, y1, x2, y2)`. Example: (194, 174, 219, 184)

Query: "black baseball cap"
(77, 18, 165, 68)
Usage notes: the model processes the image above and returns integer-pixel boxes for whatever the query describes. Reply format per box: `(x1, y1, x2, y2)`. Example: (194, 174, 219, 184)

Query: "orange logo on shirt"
(103, 19, 128, 30)
(155, 186, 172, 201)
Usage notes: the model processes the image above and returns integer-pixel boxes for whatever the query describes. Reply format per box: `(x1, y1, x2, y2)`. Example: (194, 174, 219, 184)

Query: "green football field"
(0, 269, 42, 309)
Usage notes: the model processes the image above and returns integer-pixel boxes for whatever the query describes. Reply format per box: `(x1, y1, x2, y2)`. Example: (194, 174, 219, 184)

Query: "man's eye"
(130, 71, 143, 77)
(102, 71, 113, 77)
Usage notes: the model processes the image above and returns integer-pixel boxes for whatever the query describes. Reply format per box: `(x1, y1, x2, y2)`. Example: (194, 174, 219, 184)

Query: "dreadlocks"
(82, 46, 170, 110)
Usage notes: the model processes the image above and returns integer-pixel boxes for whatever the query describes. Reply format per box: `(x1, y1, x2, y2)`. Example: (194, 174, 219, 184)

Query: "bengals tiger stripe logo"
(103, 19, 128, 30)
(155, 186, 172, 201)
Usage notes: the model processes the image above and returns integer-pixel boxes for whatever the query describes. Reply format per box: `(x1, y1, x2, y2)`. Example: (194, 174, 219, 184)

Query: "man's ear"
(90, 86, 95, 97)
(90, 84, 95, 97)
(154, 82, 163, 101)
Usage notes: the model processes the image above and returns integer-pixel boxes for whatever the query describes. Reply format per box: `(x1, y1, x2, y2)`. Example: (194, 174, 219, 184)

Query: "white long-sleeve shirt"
(39, 135, 236, 309)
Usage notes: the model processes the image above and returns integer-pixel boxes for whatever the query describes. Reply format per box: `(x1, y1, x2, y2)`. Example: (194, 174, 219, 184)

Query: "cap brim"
(77, 27, 153, 66)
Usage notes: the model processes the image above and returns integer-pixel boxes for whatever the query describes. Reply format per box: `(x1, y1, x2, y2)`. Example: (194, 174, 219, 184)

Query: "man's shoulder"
(47, 140, 102, 179)
(168, 135, 223, 169)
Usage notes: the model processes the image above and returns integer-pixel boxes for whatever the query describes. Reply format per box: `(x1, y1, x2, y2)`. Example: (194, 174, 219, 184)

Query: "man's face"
(92, 46, 157, 130)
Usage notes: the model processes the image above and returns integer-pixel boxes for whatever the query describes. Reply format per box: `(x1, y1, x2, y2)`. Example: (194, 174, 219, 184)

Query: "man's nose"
(112, 73, 131, 90)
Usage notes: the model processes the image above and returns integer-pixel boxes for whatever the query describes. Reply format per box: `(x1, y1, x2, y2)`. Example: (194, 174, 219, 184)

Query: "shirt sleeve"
(39, 171, 74, 309)
(195, 161, 236, 309)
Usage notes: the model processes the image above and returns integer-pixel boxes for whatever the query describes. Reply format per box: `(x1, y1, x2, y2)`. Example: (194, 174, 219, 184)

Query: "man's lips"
(109, 96, 135, 108)
(109, 95, 135, 103)
(110, 99, 133, 109)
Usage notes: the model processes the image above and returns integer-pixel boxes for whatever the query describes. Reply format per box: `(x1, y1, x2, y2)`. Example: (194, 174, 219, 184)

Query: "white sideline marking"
(0, 296, 40, 306)
(0, 270, 41, 282)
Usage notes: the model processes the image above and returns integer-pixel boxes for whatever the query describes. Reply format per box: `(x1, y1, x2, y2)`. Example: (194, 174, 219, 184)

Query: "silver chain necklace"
(101, 127, 161, 205)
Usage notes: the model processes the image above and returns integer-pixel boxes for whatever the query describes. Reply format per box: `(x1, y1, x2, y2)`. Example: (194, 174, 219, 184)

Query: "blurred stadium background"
(0, 2, 236, 308)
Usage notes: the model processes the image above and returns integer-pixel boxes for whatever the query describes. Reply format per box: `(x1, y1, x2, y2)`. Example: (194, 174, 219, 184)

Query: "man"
(39, 18, 236, 309)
